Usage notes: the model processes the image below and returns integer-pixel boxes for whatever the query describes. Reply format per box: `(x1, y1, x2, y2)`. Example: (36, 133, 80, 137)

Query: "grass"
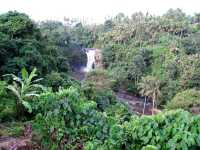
(0, 121, 24, 137)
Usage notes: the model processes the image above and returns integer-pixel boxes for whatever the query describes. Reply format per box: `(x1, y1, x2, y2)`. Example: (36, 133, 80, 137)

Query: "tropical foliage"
(0, 9, 200, 150)
(138, 76, 161, 114)
(33, 87, 200, 149)
(95, 9, 200, 107)
(5, 68, 43, 116)
(167, 89, 200, 112)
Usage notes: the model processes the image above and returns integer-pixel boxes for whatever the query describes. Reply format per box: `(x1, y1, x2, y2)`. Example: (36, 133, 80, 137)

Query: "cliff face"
(94, 49, 103, 69)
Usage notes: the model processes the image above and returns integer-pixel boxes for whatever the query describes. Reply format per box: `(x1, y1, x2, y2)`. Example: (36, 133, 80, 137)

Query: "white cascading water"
(83, 49, 96, 72)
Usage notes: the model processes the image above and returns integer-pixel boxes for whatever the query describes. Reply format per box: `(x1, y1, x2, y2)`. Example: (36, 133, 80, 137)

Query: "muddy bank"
(0, 124, 33, 150)
(116, 89, 153, 115)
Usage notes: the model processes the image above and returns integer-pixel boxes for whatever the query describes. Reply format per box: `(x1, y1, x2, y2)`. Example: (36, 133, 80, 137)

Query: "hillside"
(0, 9, 200, 150)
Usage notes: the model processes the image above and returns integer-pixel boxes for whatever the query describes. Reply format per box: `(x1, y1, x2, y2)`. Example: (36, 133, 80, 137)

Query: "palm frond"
(30, 84, 44, 90)
(21, 100, 32, 113)
(21, 67, 29, 80)
(3, 74, 22, 84)
(29, 68, 37, 80)
(24, 93, 39, 97)
(32, 78, 43, 83)
(7, 85, 21, 100)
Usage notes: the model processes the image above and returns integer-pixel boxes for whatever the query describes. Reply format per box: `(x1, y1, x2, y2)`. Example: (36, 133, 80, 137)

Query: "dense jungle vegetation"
(0, 9, 200, 149)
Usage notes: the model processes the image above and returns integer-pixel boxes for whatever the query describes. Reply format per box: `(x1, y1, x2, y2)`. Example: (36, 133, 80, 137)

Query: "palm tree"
(4, 68, 43, 118)
(138, 77, 149, 114)
(138, 75, 161, 115)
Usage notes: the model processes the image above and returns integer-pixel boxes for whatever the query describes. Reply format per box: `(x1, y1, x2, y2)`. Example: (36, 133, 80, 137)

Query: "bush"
(33, 86, 200, 150)
(0, 106, 15, 122)
(159, 79, 180, 106)
(33, 87, 111, 149)
(82, 82, 117, 111)
(105, 103, 131, 123)
(44, 71, 79, 92)
(182, 33, 200, 54)
(44, 72, 65, 92)
(166, 89, 200, 111)
(102, 44, 116, 68)
(0, 81, 16, 122)
(93, 90, 116, 111)
(83, 69, 118, 110)
(138, 48, 153, 67)
(123, 110, 200, 149)
(127, 83, 139, 94)
(85, 69, 114, 91)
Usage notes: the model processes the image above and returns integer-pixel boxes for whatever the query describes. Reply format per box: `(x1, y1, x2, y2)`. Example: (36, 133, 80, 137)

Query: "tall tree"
(138, 77, 149, 114)
(138, 76, 161, 114)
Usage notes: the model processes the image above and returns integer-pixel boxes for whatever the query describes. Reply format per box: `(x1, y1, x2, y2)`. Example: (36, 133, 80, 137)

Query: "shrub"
(179, 55, 200, 89)
(182, 33, 200, 55)
(93, 90, 116, 111)
(33, 87, 111, 149)
(85, 69, 113, 91)
(83, 69, 118, 111)
(138, 48, 153, 67)
(33, 86, 200, 150)
(123, 110, 200, 149)
(102, 44, 116, 68)
(105, 103, 131, 123)
(0, 106, 15, 122)
(159, 79, 180, 106)
(0, 80, 16, 122)
(44, 71, 65, 92)
(82, 82, 117, 111)
(166, 89, 200, 111)
(44, 71, 79, 92)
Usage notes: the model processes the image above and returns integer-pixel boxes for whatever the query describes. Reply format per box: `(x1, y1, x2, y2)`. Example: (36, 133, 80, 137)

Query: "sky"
(0, 0, 200, 24)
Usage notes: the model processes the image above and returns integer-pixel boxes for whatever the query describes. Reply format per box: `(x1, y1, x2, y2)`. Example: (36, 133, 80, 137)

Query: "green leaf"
(30, 84, 44, 90)
(22, 100, 32, 113)
(21, 67, 28, 80)
(7, 85, 21, 100)
(27, 68, 37, 84)
(24, 92, 39, 97)
(32, 78, 43, 83)
(142, 145, 158, 150)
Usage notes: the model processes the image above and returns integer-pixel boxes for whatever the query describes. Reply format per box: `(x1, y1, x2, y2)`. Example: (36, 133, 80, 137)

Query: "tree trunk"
(16, 99, 24, 120)
(143, 96, 147, 114)
(16, 99, 20, 118)
(152, 99, 155, 115)
(152, 93, 156, 115)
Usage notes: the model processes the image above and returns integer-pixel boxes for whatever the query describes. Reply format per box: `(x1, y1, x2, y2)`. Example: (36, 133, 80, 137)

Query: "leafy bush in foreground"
(33, 86, 200, 150)
(33, 87, 124, 149)
(123, 110, 200, 149)
(44, 71, 78, 92)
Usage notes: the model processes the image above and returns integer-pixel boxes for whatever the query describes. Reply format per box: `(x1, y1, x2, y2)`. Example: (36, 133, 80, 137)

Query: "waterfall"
(83, 49, 96, 72)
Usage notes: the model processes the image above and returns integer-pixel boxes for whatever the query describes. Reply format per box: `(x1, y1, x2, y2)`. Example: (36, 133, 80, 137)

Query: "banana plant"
(4, 67, 43, 115)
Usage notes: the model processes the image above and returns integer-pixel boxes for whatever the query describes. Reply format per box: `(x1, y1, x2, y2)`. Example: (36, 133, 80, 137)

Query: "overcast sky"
(0, 0, 200, 23)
